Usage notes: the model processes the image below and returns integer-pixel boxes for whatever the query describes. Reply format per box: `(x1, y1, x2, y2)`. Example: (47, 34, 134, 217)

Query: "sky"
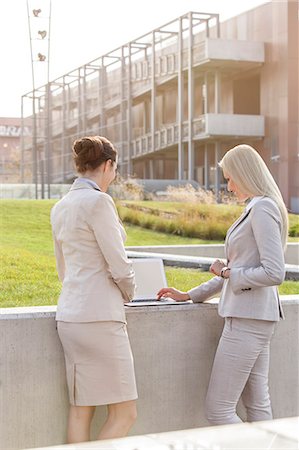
(1, 0, 270, 118)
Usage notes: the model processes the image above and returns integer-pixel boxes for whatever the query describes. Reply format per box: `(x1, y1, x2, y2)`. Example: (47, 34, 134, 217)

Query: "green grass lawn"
(0, 199, 298, 308)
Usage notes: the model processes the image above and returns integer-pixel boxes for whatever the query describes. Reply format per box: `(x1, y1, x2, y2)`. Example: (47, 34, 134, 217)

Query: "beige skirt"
(57, 321, 138, 406)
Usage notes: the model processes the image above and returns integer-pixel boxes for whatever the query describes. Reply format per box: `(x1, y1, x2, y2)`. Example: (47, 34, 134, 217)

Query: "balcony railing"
(131, 38, 264, 82)
(131, 114, 264, 157)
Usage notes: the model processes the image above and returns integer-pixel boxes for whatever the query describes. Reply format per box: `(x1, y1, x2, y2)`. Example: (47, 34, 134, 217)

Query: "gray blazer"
(188, 197, 285, 321)
(51, 179, 136, 323)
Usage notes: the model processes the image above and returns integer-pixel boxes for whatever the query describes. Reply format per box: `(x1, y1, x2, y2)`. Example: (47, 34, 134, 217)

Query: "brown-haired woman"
(51, 136, 137, 443)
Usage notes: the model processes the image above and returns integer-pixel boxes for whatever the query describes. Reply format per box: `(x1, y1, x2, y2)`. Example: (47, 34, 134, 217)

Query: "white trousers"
(205, 317, 276, 425)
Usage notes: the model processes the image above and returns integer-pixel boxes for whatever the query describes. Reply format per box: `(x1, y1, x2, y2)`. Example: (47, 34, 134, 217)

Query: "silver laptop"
(125, 258, 191, 307)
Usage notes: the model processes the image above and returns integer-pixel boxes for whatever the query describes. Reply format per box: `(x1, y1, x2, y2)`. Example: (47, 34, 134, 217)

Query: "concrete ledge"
(28, 416, 299, 449)
(126, 243, 299, 265)
(0, 297, 298, 449)
(126, 250, 299, 280)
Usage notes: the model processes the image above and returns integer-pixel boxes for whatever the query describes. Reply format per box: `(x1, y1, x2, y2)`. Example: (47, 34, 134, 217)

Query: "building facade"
(21, 0, 299, 211)
(0, 117, 31, 183)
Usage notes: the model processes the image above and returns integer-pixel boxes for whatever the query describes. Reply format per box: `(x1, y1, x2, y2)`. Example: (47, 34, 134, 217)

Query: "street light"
(38, 30, 47, 39)
(32, 8, 41, 17)
(27, 0, 52, 199)
(37, 53, 46, 61)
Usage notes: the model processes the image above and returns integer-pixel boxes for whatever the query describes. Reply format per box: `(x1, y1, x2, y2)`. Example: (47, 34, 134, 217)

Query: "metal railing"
(131, 117, 206, 157)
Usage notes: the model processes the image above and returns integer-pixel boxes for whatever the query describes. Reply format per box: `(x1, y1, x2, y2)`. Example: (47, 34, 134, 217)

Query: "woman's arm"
(90, 193, 136, 302)
(187, 276, 224, 303)
(157, 275, 224, 303)
(52, 233, 65, 282)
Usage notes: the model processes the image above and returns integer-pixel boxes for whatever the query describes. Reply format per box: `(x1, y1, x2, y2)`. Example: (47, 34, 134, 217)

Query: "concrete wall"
(0, 297, 298, 450)
(127, 243, 299, 265)
(28, 417, 299, 450)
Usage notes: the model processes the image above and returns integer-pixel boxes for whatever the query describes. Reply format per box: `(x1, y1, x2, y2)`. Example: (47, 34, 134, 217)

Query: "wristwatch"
(220, 267, 230, 278)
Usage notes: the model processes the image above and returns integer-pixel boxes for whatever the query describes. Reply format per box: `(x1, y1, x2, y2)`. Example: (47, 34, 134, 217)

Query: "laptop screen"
(131, 258, 167, 301)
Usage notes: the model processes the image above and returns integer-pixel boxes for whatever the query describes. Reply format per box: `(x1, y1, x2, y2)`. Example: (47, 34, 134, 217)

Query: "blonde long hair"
(219, 144, 289, 249)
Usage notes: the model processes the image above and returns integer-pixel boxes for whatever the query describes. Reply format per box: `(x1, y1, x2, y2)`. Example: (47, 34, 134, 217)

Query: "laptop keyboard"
(132, 297, 169, 302)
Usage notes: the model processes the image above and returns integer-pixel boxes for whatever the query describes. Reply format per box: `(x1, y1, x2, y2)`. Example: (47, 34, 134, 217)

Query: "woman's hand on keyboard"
(157, 287, 190, 302)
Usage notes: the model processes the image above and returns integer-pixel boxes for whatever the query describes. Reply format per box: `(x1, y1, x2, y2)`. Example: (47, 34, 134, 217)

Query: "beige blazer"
(188, 197, 285, 321)
(51, 179, 136, 323)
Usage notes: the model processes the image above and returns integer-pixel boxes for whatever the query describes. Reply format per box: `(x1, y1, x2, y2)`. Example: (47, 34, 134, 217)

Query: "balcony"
(131, 38, 264, 84)
(131, 114, 264, 158)
(204, 113, 265, 138)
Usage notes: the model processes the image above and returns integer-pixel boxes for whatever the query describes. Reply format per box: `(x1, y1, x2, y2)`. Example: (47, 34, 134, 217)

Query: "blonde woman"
(51, 136, 137, 443)
(158, 144, 288, 425)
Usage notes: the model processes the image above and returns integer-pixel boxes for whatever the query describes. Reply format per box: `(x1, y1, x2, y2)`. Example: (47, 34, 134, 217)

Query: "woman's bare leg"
(67, 405, 96, 443)
(98, 400, 137, 440)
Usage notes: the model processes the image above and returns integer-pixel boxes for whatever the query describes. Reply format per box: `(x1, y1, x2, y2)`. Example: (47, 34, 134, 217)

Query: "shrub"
(289, 223, 299, 237)
(164, 184, 236, 204)
(116, 201, 242, 240)
(109, 176, 144, 200)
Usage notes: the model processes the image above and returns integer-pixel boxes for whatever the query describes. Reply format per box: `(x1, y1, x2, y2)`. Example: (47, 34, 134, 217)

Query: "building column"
(149, 159, 154, 178)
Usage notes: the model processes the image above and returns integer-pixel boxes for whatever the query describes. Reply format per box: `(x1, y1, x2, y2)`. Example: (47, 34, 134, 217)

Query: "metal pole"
(40, 159, 45, 199)
(62, 76, 66, 179)
(188, 12, 194, 180)
(46, 82, 51, 198)
(48, 2, 52, 196)
(100, 57, 106, 136)
(120, 46, 126, 172)
(77, 68, 81, 136)
(204, 73, 208, 114)
(82, 66, 87, 135)
(26, 0, 38, 199)
(127, 44, 132, 175)
(151, 31, 156, 162)
(204, 144, 209, 190)
(215, 142, 221, 203)
(215, 70, 221, 113)
(177, 17, 184, 180)
(215, 71, 221, 202)
(48, 1, 52, 84)
(21, 97, 25, 183)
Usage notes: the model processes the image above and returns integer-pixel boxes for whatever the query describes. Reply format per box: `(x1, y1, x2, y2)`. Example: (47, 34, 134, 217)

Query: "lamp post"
(26, 0, 51, 199)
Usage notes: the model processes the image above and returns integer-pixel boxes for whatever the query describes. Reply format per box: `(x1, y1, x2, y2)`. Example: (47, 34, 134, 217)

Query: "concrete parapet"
(126, 249, 299, 281)
(126, 243, 299, 265)
(27, 416, 299, 450)
(0, 297, 298, 449)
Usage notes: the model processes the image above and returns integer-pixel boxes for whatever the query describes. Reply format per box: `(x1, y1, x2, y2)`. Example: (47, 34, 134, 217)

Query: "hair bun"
(72, 136, 116, 174)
